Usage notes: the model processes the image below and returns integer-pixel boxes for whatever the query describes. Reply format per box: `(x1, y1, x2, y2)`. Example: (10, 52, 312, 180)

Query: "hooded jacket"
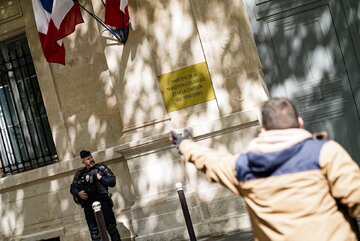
(179, 128, 360, 241)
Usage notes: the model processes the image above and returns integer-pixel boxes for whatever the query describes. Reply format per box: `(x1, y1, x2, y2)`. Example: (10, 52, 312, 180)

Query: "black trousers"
(83, 195, 121, 241)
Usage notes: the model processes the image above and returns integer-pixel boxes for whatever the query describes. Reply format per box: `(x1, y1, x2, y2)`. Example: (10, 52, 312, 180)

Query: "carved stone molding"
(115, 110, 260, 160)
(0, 0, 22, 24)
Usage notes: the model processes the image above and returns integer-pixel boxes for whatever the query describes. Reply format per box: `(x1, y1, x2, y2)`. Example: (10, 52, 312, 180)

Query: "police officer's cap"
(80, 150, 91, 158)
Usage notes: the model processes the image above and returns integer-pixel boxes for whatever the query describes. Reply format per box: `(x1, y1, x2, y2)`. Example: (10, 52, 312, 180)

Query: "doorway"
(244, 0, 360, 162)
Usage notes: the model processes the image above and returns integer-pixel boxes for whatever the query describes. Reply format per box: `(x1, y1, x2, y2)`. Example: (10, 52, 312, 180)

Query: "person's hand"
(169, 129, 193, 150)
(78, 190, 88, 200)
(182, 129, 193, 140)
(96, 173, 102, 180)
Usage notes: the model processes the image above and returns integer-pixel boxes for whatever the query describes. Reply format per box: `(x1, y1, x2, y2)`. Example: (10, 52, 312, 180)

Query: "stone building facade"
(1, 0, 359, 240)
(0, 0, 268, 240)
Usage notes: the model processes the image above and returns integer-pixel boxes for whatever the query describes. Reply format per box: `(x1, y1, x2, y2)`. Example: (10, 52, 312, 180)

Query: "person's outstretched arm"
(171, 131, 241, 195)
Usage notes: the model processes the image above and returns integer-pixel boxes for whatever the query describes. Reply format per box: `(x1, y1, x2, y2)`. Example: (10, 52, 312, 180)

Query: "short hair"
(261, 97, 300, 130)
(80, 150, 91, 159)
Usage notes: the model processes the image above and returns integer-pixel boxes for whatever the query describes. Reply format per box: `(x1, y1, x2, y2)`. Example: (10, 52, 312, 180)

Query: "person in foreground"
(70, 150, 121, 241)
(170, 97, 360, 241)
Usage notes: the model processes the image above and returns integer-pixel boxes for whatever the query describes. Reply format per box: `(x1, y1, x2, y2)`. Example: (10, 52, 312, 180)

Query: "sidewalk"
(198, 230, 253, 241)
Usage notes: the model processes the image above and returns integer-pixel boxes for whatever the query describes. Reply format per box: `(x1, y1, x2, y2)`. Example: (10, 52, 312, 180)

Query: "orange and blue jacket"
(179, 128, 360, 241)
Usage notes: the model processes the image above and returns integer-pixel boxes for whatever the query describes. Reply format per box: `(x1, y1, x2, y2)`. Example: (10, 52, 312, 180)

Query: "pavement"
(198, 230, 253, 241)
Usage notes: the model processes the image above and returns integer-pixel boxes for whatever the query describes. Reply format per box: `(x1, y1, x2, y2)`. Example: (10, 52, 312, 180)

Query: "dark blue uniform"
(70, 164, 121, 241)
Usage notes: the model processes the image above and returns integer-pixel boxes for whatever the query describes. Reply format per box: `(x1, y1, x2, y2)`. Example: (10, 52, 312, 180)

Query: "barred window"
(0, 34, 57, 176)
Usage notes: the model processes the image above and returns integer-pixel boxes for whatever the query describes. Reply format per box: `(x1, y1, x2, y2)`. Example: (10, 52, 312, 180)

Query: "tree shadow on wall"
(244, 0, 360, 161)
(93, 0, 360, 239)
(2, 0, 360, 240)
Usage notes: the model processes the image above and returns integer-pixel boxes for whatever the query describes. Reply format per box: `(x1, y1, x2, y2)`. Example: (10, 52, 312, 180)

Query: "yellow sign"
(158, 62, 216, 112)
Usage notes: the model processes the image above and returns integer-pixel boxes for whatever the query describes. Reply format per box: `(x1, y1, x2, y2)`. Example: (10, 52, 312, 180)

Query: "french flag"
(32, 0, 83, 65)
(105, 0, 129, 29)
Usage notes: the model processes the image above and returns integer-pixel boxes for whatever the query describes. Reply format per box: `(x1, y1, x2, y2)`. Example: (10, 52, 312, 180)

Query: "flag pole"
(78, 3, 123, 43)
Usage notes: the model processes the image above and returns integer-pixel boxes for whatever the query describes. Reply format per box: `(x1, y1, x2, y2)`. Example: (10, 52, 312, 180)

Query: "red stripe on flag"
(39, 20, 65, 65)
(105, 0, 129, 28)
(33, 0, 83, 65)
(56, 2, 84, 41)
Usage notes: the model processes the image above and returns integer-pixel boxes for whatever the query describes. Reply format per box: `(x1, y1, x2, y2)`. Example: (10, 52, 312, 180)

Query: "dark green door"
(245, 0, 360, 162)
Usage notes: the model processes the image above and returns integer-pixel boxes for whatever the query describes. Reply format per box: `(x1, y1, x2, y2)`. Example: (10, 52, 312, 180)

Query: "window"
(0, 34, 57, 175)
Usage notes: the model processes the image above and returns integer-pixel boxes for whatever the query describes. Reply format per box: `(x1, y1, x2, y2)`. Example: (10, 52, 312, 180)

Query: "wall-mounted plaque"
(158, 62, 216, 112)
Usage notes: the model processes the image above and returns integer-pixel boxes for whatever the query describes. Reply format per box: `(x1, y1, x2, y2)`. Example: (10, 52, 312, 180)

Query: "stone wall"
(0, 0, 268, 240)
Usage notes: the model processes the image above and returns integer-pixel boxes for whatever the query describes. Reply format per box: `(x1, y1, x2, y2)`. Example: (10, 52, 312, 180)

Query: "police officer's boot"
(107, 223, 121, 241)
(90, 228, 101, 241)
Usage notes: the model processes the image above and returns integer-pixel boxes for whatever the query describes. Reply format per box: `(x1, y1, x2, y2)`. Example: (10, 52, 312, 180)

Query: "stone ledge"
(133, 214, 252, 241)
(115, 109, 259, 160)
(0, 147, 123, 192)
(0, 110, 259, 193)
(11, 227, 64, 241)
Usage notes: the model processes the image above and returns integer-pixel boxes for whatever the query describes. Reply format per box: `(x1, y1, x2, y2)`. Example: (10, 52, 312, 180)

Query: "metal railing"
(0, 35, 57, 175)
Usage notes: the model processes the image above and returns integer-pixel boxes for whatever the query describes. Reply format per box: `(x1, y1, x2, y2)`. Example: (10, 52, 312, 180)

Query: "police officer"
(70, 150, 121, 241)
